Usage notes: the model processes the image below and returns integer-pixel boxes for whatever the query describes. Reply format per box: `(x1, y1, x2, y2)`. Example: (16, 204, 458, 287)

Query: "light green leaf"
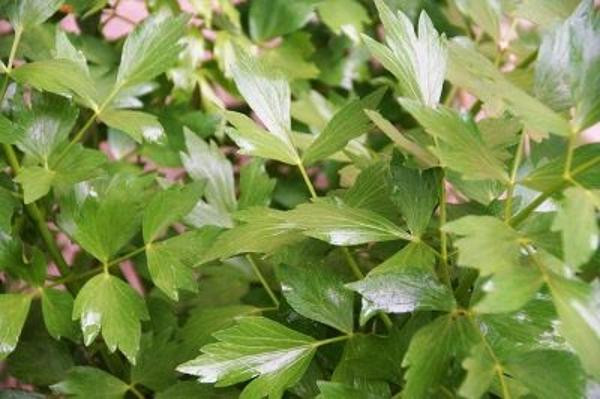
(11, 59, 97, 108)
(146, 227, 221, 300)
(181, 130, 237, 213)
(229, 47, 298, 161)
(455, 0, 502, 42)
(402, 314, 476, 398)
(317, 0, 370, 40)
(0, 293, 32, 360)
(5, 0, 63, 30)
(41, 288, 78, 341)
(316, 381, 388, 399)
(51, 366, 129, 399)
(206, 208, 304, 260)
(365, 0, 446, 106)
(14, 166, 55, 204)
(552, 186, 599, 270)
(447, 39, 571, 137)
(387, 151, 441, 236)
(277, 263, 354, 333)
(515, 0, 579, 26)
(458, 343, 496, 399)
(302, 87, 386, 164)
(0, 187, 19, 232)
(546, 274, 600, 378)
(287, 199, 412, 245)
(0, 114, 24, 145)
(347, 268, 455, 324)
(400, 98, 509, 182)
(98, 108, 164, 143)
(443, 215, 523, 276)
(185, 200, 233, 229)
(238, 159, 276, 210)
(72, 273, 149, 363)
(504, 350, 586, 399)
(54, 30, 88, 73)
(116, 14, 188, 88)
(177, 317, 317, 398)
(143, 182, 204, 243)
(248, 0, 318, 42)
(343, 161, 396, 219)
(370, 242, 437, 275)
(225, 111, 298, 165)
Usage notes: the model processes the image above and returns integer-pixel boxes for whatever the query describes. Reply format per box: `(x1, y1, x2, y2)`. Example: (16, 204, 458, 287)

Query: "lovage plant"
(0, 0, 599, 398)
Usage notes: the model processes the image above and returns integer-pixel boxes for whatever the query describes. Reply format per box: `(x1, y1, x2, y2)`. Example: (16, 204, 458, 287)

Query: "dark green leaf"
(51, 366, 129, 399)
(238, 159, 276, 209)
(249, 0, 318, 41)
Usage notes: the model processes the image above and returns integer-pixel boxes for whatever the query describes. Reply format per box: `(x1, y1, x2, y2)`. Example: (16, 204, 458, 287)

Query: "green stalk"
(504, 131, 525, 221)
(247, 254, 280, 308)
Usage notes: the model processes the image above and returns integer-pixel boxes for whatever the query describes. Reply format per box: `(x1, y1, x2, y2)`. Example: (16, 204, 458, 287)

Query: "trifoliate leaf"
(181, 130, 237, 214)
(277, 263, 354, 333)
(98, 109, 164, 143)
(225, 111, 298, 165)
(302, 87, 386, 164)
(41, 288, 78, 341)
(229, 47, 298, 162)
(387, 151, 441, 236)
(400, 98, 509, 182)
(0, 293, 32, 360)
(347, 268, 455, 324)
(116, 14, 188, 88)
(143, 182, 204, 243)
(248, 0, 318, 42)
(443, 216, 523, 276)
(552, 186, 599, 270)
(287, 199, 412, 245)
(402, 314, 476, 398)
(51, 366, 129, 399)
(447, 39, 571, 137)
(238, 159, 276, 210)
(365, 0, 446, 106)
(177, 317, 317, 398)
(72, 273, 149, 363)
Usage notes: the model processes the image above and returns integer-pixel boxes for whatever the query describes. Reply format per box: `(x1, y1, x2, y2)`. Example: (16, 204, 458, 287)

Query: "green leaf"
(552, 186, 599, 270)
(402, 314, 476, 398)
(302, 87, 386, 164)
(400, 98, 509, 182)
(387, 151, 441, 236)
(249, 0, 318, 42)
(503, 350, 586, 399)
(177, 317, 317, 398)
(11, 59, 97, 108)
(143, 182, 204, 243)
(455, 0, 501, 42)
(181, 130, 237, 213)
(4, 0, 63, 30)
(116, 14, 188, 88)
(277, 263, 354, 333)
(342, 161, 396, 219)
(316, 381, 388, 399)
(522, 143, 600, 192)
(458, 343, 496, 399)
(370, 242, 437, 275)
(130, 333, 182, 392)
(14, 94, 78, 163)
(347, 268, 455, 324)
(515, 0, 580, 26)
(206, 208, 304, 260)
(14, 166, 54, 204)
(447, 39, 571, 137)
(287, 199, 412, 245)
(238, 159, 276, 209)
(0, 187, 19, 232)
(546, 274, 600, 378)
(229, 47, 298, 162)
(98, 109, 164, 143)
(365, 0, 446, 106)
(443, 216, 523, 276)
(156, 381, 239, 399)
(72, 273, 149, 363)
(0, 114, 24, 145)
(0, 293, 32, 360)
(41, 288, 78, 341)
(317, 0, 370, 39)
(51, 366, 129, 399)
(146, 227, 221, 300)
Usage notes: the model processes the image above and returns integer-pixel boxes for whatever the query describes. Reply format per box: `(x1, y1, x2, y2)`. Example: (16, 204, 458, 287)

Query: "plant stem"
(247, 254, 279, 308)
(297, 162, 318, 199)
(129, 385, 145, 399)
(438, 177, 451, 287)
(314, 334, 353, 347)
(504, 131, 525, 221)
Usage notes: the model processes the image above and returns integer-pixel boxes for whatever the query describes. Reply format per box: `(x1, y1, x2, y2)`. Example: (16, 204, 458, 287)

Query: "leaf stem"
(297, 162, 318, 199)
(314, 334, 353, 347)
(247, 254, 280, 308)
(504, 130, 525, 220)
(438, 177, 451, 287)
(129, 385, 145, 399)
